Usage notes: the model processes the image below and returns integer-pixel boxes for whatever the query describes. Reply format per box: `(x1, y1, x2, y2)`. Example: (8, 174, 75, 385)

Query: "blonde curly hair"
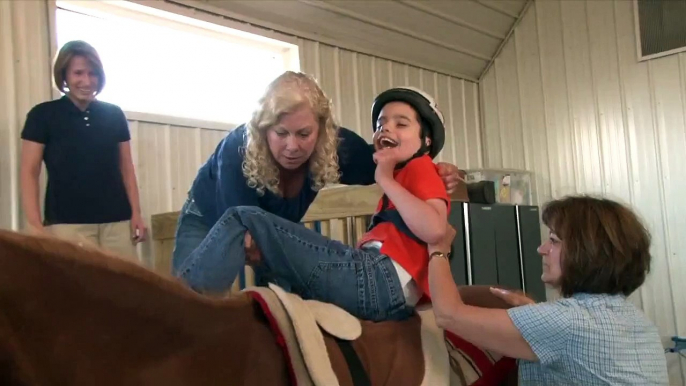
(242, 71, 341, 196)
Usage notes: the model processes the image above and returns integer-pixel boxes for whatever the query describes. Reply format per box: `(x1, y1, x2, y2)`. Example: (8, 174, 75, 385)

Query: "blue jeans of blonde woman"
(172, 198, 411, 322)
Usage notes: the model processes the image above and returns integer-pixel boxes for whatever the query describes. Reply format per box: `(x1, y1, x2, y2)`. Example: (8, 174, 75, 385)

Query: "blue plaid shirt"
(507, 293, 668, 385)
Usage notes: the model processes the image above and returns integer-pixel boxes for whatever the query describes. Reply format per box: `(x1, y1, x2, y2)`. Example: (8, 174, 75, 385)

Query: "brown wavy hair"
(541, 196, 652, 297)
(242, 71, 340, 195)
(53, 40, 106, 95)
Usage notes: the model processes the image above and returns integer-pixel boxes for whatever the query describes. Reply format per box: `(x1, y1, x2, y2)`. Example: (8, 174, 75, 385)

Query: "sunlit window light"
(55, 1, 300, 125)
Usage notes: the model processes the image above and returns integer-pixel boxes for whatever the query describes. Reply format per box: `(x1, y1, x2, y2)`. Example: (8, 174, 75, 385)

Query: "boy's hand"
(244, 231, 262, 266)
(373, 148, 402, 184)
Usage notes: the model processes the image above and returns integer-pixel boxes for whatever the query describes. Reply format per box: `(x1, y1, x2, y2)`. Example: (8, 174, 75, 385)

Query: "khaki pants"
(46, 221, 139, 261)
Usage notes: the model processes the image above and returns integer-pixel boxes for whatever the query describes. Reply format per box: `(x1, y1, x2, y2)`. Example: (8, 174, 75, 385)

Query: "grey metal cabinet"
(447, 202, 545, 301)
(517, 205, 546, 302)
(465, 204, 500, 286)
(447, 205, 468, 286)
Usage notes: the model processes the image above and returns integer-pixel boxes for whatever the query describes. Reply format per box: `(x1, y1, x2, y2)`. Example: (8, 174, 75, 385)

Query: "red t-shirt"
(357, 155, 450, 301)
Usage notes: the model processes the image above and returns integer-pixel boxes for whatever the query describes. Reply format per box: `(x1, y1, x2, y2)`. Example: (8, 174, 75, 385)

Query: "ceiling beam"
(397, 0, 506, 41)
(298, 0, 492, 62)
(478, 0, 533, 81)
(474, 0, 521, 19)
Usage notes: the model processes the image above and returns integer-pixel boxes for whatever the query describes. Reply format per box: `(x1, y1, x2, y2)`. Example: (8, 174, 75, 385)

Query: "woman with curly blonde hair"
(241, 71, 341, 196)
(172, 71, 462, 286)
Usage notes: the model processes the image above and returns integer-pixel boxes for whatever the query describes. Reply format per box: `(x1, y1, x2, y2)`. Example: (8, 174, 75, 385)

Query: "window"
(55, 0, 300, 125)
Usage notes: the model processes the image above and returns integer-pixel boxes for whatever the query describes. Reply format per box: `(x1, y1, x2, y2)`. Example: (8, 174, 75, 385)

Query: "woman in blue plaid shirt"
(428, 196, 669, 385)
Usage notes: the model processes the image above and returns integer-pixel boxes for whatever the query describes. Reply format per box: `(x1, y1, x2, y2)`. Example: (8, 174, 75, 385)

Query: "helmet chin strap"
(394, 148, 429, 170)
(394, 125, 432, 170)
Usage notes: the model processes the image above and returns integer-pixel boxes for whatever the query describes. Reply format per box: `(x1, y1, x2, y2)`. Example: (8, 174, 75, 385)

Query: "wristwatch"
(429, 251, 450, 261)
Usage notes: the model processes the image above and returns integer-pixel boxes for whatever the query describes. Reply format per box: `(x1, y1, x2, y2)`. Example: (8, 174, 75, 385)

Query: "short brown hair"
(53, 40, 106, 95)
(541, 196, 651, 297)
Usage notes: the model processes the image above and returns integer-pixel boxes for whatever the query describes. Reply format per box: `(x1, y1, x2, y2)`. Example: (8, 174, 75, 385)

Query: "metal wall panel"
(480, 1, 685, 383)
(0, 1, 53, 232)
(125, 120, 229, 266)
(298, 38, 483, 169)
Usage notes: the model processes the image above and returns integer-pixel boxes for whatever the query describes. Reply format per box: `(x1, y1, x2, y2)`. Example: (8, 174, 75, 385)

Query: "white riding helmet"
(370, 86, 446, 158)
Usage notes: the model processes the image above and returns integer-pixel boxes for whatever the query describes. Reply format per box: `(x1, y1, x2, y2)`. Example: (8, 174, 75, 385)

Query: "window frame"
(633, 0, 686, 62)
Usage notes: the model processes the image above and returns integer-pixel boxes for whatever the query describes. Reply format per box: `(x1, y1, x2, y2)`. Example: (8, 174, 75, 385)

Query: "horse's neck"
(0, 230, 263, 335)
(0, 231, 290, 385)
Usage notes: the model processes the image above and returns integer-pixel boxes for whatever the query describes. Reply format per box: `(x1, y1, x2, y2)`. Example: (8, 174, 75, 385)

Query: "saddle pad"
(268, 283, 362, 386)
(245, 284, 364, 386)
(244, 286, 313, 386)
(416, 305, 450, 386)
(304, 299, 361, 341)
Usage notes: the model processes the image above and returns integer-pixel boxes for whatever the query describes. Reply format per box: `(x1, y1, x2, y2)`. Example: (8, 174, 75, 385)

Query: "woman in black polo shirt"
(19, 40, 146, 260)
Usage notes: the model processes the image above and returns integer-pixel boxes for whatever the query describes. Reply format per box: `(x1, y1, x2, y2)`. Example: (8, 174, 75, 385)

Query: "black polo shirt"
(21, 96, 132, 225)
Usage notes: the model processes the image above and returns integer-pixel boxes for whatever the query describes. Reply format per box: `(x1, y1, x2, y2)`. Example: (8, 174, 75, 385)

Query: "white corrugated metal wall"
(1, 2, 482, 266)
(297, 38, 483, 170)
(479, 0, 685, 383)
(124, 118, 232, 265)
(0, 0, 53, 232)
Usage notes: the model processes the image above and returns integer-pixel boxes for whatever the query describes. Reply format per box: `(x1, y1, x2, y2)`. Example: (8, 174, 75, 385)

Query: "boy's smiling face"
(373, 101, 430, 161)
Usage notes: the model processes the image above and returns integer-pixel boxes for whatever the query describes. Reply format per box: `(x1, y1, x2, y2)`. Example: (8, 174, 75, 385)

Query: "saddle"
(244, 284, 516, 386)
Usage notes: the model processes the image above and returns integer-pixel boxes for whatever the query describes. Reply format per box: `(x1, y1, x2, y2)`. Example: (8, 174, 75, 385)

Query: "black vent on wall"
(636, 0, 686, 58)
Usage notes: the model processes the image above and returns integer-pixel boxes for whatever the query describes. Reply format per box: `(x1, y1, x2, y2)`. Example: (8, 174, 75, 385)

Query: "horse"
(0, 229, 517, 385)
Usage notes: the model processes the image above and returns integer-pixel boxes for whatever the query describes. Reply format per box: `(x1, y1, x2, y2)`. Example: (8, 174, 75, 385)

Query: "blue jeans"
(172, 197, 210, 274)
(174, 204, 412, 322)
(172, 198, 270, 287)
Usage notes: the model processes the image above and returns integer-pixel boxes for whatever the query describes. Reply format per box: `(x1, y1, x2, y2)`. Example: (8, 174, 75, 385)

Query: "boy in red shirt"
(357, 87, 451, 306)
(177, 87, 450, 322)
